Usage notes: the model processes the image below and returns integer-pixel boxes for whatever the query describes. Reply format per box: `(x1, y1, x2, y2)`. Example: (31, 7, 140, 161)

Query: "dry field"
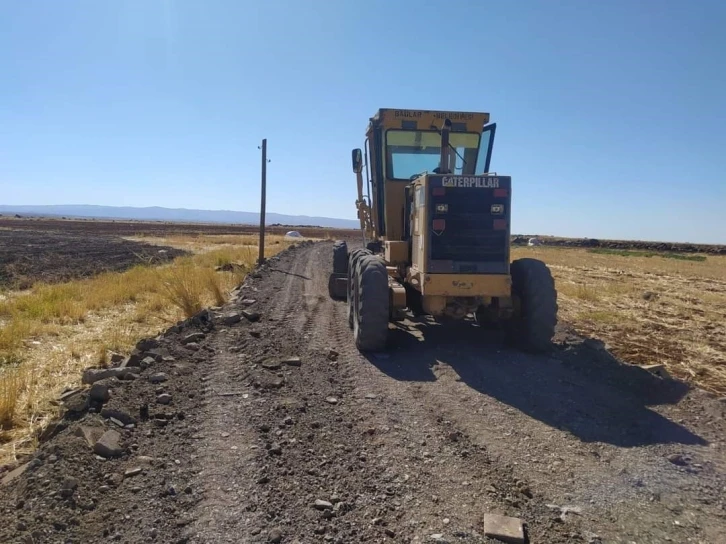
(0, 216, 357, 239)
(513, 246, 726, 394)
(0, 227, 298, 464)
(1, 219, 724, 467)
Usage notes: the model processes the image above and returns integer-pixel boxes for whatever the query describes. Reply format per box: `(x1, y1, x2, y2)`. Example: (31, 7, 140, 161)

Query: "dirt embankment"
(1, 241, 725, 543)
(0, 228, 187, 288)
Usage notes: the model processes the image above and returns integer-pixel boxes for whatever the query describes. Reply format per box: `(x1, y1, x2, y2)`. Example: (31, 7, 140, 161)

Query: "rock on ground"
(93, 430, 124, 458)
(483, 513, 525, 544)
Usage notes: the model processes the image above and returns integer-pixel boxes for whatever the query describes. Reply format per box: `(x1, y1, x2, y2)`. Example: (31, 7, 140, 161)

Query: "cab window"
(385, 130, 481, 180)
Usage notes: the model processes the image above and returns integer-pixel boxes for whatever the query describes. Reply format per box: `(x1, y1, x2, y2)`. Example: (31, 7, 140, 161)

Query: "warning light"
(493, 219, 507, 230)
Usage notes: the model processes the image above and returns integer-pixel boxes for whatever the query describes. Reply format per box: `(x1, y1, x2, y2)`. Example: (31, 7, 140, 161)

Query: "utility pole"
(258, 138, 267, 265)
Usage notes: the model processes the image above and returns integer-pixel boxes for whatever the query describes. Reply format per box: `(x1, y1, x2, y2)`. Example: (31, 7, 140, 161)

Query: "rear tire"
(506, 258, 558, 353)
(328, 273, 346, 300)
(333, 240, 348, 274)
(347, 248, 371, 329)
(353, 254, 389, 351)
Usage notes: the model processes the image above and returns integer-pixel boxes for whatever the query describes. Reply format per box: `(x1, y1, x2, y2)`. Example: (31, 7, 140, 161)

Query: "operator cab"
(353, 108, 496, 241)
(386, 121, 497, 181)
(354, 109, 498, 241)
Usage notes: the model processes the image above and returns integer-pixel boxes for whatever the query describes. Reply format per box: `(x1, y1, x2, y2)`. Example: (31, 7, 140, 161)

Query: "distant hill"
(0, 204, 359, 229)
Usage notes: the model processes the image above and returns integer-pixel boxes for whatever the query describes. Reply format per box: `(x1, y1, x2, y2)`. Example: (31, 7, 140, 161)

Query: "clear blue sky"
(2, 0, 725, 243)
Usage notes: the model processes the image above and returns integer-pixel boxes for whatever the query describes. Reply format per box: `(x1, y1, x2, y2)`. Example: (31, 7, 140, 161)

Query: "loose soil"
(1, 241, 725, 544)
(0, 228, 187, 288)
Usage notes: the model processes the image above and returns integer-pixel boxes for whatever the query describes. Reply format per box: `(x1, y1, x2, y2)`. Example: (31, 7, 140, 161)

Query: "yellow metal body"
(353, 107, 514, 318)
(384, 241, 408, 265)
(355, 167, 375, 241)
(410, 177, 426, 272)
(406, 270, 511, 297)
(390, 282, 407, 309)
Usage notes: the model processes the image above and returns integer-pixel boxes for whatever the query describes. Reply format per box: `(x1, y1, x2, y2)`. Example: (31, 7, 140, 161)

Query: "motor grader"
(328, 108, 558, 353)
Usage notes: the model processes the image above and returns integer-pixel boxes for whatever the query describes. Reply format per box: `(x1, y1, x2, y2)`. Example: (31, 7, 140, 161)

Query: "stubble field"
(514, 246, 726, 393)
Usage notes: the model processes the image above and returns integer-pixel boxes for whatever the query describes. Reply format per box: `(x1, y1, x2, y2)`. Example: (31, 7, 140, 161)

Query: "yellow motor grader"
(328, 108, 558, 352)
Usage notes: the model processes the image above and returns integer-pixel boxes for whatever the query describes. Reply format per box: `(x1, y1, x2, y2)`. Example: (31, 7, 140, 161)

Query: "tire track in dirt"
(269, 247, 310, 325)
(301, 242, 726, 542)
(286, 243, 580, 542)
(190, 243, 428, 543)
(325, 327, 570, 541)
(299, 244, 350, 355)
(192, 241, 726, 543)
(190, 342, 261, 540)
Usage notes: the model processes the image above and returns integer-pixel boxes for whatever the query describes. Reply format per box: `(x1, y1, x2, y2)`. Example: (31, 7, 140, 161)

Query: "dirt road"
(2, 241, 725, 543)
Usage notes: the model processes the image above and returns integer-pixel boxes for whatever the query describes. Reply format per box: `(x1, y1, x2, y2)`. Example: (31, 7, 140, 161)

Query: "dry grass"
(159, 263, 206, 318)
(513, 246, 726, 394)
(0, 366, 28, 431)
(0, 234, 294, 463)
(125, 233, 290, 255)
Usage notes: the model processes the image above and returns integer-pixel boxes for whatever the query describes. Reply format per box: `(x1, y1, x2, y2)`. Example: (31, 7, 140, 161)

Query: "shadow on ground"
(364, 317, 706, 448)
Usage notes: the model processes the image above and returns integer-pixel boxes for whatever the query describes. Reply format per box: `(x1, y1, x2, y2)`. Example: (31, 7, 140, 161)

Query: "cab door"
(476, 123, 497, 174)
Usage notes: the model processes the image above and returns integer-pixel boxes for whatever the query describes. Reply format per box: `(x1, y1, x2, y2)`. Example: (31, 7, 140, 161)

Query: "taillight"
(494, 188, 508, 198)
(432, 219, 446, 231)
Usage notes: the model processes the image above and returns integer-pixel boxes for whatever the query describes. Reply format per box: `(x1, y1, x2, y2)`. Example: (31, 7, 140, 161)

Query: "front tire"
(347, 248, 371, 329)
(506, 258, 558, 353)
(353, 254, 389, 351)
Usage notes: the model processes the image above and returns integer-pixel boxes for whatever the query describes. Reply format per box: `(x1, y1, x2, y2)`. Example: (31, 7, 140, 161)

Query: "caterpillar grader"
(328, 108, 558, 353)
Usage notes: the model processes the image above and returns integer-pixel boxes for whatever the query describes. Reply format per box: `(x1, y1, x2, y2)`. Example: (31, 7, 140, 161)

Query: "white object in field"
(284, 231, 303, 240)
(528, 237, 542, 246)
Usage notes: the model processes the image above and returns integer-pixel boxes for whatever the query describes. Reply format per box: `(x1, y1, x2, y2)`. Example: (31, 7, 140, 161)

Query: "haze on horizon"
(1, 1, 725, 244)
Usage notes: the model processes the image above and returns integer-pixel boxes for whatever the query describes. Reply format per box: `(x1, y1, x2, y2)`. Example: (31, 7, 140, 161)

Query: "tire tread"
(508, 258, 558, 352)
(353, 254, 389, 351)
(333, 240, 348, 274)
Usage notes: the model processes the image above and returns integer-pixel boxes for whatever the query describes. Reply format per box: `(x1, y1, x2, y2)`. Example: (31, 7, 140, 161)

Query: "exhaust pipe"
(439, 118, 452, 174)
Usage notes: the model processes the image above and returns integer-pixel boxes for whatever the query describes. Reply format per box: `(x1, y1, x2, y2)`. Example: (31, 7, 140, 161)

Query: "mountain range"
(0, 204, 359, 229)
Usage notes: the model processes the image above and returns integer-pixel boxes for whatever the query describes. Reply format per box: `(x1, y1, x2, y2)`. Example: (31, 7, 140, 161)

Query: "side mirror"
(351, 148, 363, 174)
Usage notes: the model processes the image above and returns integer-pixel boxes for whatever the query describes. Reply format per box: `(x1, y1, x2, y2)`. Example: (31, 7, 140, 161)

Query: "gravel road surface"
(2, 241, 724, 544)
